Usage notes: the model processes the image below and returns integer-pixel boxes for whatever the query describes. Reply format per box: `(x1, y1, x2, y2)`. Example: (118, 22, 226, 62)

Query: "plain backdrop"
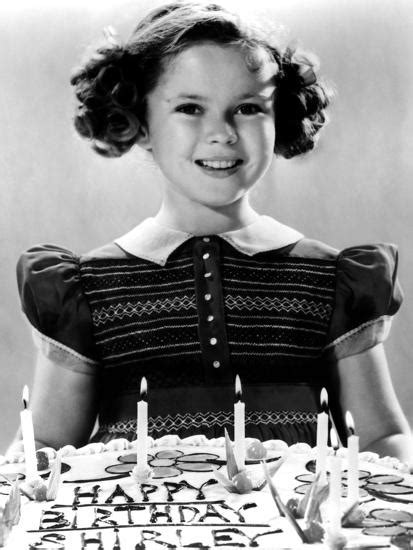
(0, 0, 412, 452)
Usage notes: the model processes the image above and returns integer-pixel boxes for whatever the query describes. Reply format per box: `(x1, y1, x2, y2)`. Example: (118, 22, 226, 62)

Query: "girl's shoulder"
(15, 240, 142, 363)
(80, 242, 132, 262)
(289, 237, 399, 272)
(16, 241, 137, 313)
(288, 237, 338, 260)
(289, 238, 402, 310)
(16, 244, 98, 360)
(295, 239, 404, 360)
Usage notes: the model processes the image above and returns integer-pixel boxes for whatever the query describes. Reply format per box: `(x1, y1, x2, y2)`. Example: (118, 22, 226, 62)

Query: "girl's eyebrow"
(167, 93, 205, 102)
(237, 92, 274, 101)
(167, 91, 274, 102)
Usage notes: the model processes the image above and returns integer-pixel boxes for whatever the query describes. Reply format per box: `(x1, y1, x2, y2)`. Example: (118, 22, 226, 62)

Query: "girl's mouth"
(195, 159, 243, 171)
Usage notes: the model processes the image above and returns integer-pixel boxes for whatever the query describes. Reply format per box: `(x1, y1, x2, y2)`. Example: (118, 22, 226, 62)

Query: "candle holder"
(130, 463, 153, 485)
(20, 476, 48, 502)
(0, 477, 21, 547)
(214, 430, 284, 494)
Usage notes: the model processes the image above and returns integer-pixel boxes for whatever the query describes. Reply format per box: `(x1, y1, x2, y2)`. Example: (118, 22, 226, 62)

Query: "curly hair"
(70, 2, 333, 159)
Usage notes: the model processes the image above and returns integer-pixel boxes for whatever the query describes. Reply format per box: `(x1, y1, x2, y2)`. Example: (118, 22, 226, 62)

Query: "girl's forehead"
(155, 42, 278, 99)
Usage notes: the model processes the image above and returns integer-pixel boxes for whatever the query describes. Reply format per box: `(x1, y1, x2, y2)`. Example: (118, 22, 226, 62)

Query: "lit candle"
(234, 375, 245, 469)
(328, 428, 342, 532)
(316, 387, 329, 482)
(136, 377, 148, 469)
(345, 411, 359, 505)
(20, 386, 38, 481)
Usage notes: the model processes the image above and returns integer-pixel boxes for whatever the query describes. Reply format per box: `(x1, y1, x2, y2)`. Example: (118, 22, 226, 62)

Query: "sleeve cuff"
(32, 326, 99, 375)
(323, 315, 393, 360)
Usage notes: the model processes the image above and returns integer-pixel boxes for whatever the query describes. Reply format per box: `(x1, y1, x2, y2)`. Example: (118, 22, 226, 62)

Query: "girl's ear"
(136, 124, 152, 152)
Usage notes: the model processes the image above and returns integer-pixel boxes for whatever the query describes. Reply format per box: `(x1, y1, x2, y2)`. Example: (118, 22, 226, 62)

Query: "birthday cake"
(1, 435, 412, 549)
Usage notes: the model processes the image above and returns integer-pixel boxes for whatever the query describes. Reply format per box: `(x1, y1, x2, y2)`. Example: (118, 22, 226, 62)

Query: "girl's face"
(139, 42, 277, 212)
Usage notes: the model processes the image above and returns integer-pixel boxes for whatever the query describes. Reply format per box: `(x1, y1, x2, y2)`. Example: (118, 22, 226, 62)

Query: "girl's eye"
(236, 104, 263, 115)
(175, 104, 202, 115)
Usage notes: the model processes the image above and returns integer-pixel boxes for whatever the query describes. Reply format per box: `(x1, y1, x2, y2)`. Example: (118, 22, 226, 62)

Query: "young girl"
(11, 2, 412, 466)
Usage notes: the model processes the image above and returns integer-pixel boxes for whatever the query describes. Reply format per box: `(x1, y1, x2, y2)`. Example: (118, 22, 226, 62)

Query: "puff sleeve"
(324, 244, 403, 360)
(16, 244, 99, 373)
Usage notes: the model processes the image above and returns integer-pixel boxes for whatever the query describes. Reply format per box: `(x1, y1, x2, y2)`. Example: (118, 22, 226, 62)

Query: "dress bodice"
(17, 231, 402, 445)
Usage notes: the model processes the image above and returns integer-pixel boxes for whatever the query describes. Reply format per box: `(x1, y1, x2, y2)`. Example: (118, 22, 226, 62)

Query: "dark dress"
(16, 224, 402, 446)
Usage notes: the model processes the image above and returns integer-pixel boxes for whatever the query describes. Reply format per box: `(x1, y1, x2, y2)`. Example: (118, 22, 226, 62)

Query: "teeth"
(199, 160, 239, 169)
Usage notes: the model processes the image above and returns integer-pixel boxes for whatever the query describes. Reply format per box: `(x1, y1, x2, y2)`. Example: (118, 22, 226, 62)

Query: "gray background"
(0, 0, 412, 452)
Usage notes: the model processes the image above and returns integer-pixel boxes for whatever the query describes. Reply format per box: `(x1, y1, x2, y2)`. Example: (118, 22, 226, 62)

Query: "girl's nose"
(205, 117, 238, 145)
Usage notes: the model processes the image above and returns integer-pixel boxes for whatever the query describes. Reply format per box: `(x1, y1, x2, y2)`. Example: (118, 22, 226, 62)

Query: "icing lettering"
(140, 484, 158, 502)
(31, 501, 272, 535)
(114, 504, 145, 525)
(80, 531, 103, 549)
(29, 533, 66, 549)
(220, 502, 257, 523)
(176, 528, 210, 548)
(212, 528, 247, 547)
(39, 510, 70, 530)
(195, 479, 218, 500)
(105, 484, 134, 504)
(249, 529, 283, 547)
(71, 507, 78, 529)
(92, 507, 117, 528)
(198, 503, 230, 523)
(112, 527, 121, 550)
(149, 504, 173, 524)
(164, 482, 185, 502)
(73, 485, 101, 506)
(212, 527, 284, 547)
(178, 505, 199, 523)
(135, 530, 177, 549)
(168, 479, 217, 501)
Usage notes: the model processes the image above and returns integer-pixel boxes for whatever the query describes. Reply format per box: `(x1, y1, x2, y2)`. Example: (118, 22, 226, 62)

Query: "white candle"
(136, 377, 148, 469)
(345, 411, 359, 504)
(316, 387, 329, 481)
(234, 375, 245, 469)
(328, 428, 342, 532)
(20, 385, 38, 481)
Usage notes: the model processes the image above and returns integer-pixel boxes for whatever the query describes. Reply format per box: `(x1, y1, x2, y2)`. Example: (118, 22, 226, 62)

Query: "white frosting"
(2, 435, 408, 472)
(1, 435, 412, 550)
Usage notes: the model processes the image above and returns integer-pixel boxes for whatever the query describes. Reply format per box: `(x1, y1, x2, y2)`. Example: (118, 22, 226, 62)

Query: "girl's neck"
(154, 197, 260, 236)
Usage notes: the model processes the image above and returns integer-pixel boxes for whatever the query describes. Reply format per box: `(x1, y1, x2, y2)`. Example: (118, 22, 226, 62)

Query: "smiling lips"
(195, 159, 243, 171)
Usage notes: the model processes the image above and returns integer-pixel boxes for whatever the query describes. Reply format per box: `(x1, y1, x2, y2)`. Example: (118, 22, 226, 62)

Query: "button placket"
(193, 237, 230, 380)
(202, 239, 219, 356)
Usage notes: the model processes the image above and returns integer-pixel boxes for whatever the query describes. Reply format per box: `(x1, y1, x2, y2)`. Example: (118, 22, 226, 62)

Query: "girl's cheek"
(238, 117, 275, 139)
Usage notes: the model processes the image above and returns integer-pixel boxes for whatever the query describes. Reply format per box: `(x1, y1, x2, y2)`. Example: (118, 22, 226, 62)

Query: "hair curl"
(70, 2, 333, 159)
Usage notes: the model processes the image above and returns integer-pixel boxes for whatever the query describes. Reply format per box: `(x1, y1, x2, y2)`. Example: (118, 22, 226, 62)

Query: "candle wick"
(22, 399, 28, 410)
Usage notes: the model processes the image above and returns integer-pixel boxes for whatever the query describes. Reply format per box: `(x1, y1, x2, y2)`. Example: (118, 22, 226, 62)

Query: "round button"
(207, 315, 214, 322)
(210, 337, 217, 345)
(204, 272, 212, 278)
(213, 361, 221, 368)
(204, 293, 212, 301)
(202, 253, 210, 260)
(203, 237, 211, 243)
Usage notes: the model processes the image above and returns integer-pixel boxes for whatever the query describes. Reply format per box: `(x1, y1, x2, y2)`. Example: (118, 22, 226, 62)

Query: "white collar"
(114, 216, 304, 266)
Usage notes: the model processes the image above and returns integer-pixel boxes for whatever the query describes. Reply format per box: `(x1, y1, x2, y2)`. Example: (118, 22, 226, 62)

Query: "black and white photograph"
(0, 0, 412, 548)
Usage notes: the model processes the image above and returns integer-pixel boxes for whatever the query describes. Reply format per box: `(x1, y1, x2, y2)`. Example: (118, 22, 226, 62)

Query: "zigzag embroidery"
(92, 295, 197, 325)
(101, 410, 317, 434)
(225, 295, 332, 320)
